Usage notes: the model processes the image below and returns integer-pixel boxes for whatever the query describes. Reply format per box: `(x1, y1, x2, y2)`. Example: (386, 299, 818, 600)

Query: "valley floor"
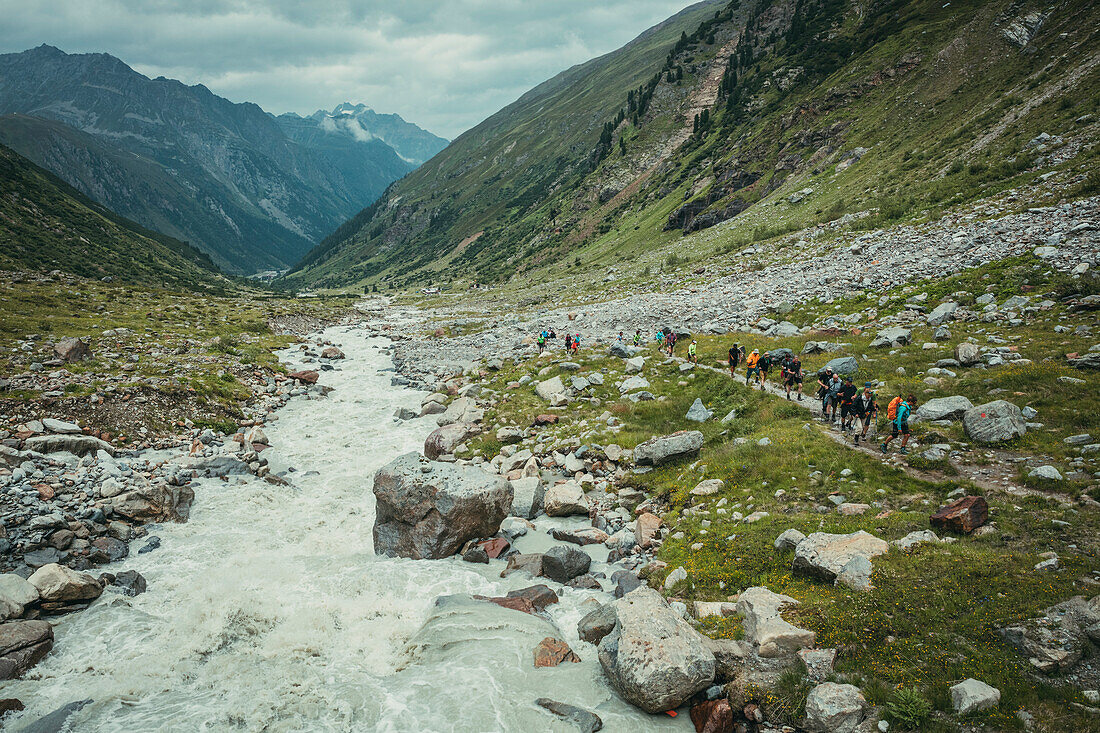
(1, 188, 1098, 731)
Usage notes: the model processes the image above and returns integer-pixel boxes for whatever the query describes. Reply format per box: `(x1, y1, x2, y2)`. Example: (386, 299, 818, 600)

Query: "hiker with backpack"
(564, 333, 572, 352)
(728, 343, 744, 377)
(853, 383, 878, 445)
(667, 331, 678, 357)
(816, 368, 833, 417)
(571, 333, 580, 355)
(688, 339, 698, 364)
(838, 376, 858, 432)
(881, 394, 914, 454)
(825, 373, 843, 424)
(633, 329, 642, 346)
(784, 355, 804, 401)
(745, 349, 761, 385)
(537, 330, 547, 353)
(757, 351, 771, 390)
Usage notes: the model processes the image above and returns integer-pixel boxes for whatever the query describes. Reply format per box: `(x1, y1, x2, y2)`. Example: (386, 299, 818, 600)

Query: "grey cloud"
(1, 0, 696, 138)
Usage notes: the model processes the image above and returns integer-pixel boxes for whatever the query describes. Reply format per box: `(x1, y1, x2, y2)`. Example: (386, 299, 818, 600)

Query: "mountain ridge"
(285, 0, 1100, 292)
(0, 45, 419, 274)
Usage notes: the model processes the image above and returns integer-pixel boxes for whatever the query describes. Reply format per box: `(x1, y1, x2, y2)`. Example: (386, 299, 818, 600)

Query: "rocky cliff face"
(0, 46, 415, 274)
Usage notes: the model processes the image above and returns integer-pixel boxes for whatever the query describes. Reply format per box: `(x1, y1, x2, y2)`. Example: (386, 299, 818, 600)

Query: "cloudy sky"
(1, 0, 701, 139)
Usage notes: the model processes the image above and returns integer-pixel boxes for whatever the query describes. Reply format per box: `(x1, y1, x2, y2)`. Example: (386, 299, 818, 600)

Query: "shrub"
(886, 687, 933, 730)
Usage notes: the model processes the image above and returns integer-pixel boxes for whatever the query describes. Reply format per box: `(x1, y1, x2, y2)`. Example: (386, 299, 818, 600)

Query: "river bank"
(2, 326, 705, 731)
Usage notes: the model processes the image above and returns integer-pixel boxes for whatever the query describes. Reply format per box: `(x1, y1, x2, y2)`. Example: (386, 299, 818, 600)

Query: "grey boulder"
(541, 545, 592, 583)
(372, 453, 511, 559)
(685, 399, 713, 422)
(962, 400, 1027, 443)
(24, 434, 114, 458)
(598, 587, 715, 713)
(792, 531, 888, 582)
(805, 682, 867, 733)
(633, 431, 704, 466)
(912, 395, 973, 423)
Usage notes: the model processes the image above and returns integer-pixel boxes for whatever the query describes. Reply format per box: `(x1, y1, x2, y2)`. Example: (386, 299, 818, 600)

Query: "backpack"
(887, 396, 902, 421)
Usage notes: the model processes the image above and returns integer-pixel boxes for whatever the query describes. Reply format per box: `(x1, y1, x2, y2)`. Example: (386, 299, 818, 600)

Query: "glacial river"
(5, 327, 687, 732)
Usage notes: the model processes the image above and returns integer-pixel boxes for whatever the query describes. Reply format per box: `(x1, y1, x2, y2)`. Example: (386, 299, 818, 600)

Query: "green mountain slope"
(285, 0, 727, 286)
(0, 142, 226, 290)
(287, 0, 1100, 292)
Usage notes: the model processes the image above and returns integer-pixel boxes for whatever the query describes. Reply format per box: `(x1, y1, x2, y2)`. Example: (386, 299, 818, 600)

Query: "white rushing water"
(6, 327, 689, 732)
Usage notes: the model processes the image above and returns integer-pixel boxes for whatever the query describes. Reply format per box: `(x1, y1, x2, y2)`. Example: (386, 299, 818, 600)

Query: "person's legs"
(899, 422, 911, 453)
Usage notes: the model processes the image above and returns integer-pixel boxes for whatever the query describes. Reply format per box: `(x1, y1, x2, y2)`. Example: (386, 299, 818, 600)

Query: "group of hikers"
(726, 343, 914, 453)
(534, 327, 916, 454)
(537, 328, 581, 356)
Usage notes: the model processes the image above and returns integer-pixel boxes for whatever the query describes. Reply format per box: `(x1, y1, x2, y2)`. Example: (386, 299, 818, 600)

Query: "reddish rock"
(478, 537, 510, 559)
(36, 485, 55, 501)
(533, 637, 580, 668)
(53, 337, 91, 362)
(476, 595, 536, 615)
(534, 414, 559, 426)
(320, 347, 345, 359)
(690, 699, 734, 733)
(0, 698, 24, 714)
(288, 370, 319, 384)
(635, 512, 662, 549)
(930, 495, 989, 534)
(506, 584, 558, 611)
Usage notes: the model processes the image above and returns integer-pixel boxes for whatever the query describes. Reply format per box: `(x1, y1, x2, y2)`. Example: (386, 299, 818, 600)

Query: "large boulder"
(912, 395, 973, 423)
(930, 495, 989, 534)
(372, 453, 512, 559)
(535, 376, 565, 400)
(27, 563, 102, 603)
(543, 481, 589, 517)
(821, 356, 858, 376)
(792, 531, 888, 582)
(598, 587, 715, 713)
(436, 397, 483, 427)
(962, 400, 1026, 443)
(110, 482, 194, 522)
(633, 431, 704, 466)
(870, 327, 911, 348)
(805, 683, 867, 733)
(0, 574, 39, 621)
(685, 399, 713, 422)
(926, 302, 958, 326)
(619, 375, 650, 394)
(996, 595, 1099, 673)
(950, 678, 1000, 715)
(53, 337, 91, 362)
(24, 434, 114, 458)
(954, 342, 981, 365)
(541, 545, 591, 583)
(424, 422, 475, 459)
(0, 620, 53, 679)
(736, 586, 815, 658)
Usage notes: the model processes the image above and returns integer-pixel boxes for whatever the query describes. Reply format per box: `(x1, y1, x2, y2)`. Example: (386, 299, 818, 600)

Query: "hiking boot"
(900, 447, 908, 455)
(880, 443, 888, 454)
(798, 394, 803, 401)
(786, 393, 791, 401)
(854, 435, 860, 445)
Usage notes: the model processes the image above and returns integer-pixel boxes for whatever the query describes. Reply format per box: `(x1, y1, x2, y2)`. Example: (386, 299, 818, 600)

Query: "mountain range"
(0, 45, 443, 275)
(284, 0, 1100, 290)
(0, 142, 224, 289)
